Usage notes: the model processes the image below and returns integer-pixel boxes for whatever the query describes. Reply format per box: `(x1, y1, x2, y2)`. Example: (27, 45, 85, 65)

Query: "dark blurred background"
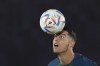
(0, 0, 100, 66)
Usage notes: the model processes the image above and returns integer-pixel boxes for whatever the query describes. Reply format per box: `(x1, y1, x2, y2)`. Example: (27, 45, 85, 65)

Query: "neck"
(58, 47, 75, 65)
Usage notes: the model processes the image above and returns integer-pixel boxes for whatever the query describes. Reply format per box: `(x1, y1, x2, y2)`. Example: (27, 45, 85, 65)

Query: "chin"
(53, 50, 58, 53)
(53, 49, 66, 54)
(53, 52, 59, 54)
(53, 50, 61, 54)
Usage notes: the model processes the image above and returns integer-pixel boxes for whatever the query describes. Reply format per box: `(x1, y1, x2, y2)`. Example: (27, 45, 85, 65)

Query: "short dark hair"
(63, 27, 77, 42)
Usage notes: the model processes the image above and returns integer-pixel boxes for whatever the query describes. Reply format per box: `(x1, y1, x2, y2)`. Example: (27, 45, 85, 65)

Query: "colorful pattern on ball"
(40, 9, 65, 34)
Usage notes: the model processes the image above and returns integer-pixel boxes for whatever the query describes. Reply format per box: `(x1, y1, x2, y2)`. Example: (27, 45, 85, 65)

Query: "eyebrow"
(54, 33, 66, 37)
(60, 34, 66, 36)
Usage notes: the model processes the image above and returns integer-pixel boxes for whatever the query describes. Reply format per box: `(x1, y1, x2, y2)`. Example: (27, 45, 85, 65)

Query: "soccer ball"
(40, 9, 65, 34)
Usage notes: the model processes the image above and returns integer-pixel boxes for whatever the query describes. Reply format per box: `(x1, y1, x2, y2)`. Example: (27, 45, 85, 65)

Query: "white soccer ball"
(40, 9, 65, 34)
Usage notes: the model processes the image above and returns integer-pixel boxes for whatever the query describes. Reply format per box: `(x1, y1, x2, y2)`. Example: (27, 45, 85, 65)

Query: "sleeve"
(82, 56, 98, 66)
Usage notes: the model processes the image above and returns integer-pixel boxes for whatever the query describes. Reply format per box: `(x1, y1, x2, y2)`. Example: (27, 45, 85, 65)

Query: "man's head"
(53, 27, 77, 54)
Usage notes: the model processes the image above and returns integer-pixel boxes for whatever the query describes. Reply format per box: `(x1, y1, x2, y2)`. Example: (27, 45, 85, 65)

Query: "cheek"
(60, 40, 69, 47)
(61, 39, 69, 44)
(59, 43, 69, 52)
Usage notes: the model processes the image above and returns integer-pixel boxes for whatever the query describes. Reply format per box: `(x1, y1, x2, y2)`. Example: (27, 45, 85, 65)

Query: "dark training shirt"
(48, 53, 98, 66)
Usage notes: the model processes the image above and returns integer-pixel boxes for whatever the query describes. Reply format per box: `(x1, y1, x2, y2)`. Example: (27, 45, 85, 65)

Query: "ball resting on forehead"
(40, 9, 65, 35)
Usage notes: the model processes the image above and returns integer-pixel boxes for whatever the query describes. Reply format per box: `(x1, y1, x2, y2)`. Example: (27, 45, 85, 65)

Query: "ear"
(69, 38, 75, 48)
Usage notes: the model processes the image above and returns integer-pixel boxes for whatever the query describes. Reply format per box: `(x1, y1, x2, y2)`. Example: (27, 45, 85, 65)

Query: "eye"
(59, 35, 65, 39)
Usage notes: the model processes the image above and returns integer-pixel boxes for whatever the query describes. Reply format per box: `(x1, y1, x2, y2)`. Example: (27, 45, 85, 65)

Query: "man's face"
(53, 30, 73, 53)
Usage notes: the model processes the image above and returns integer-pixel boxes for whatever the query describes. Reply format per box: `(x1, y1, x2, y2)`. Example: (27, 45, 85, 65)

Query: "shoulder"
(72, 53, 98, 66)
(48, 58, 59, 66)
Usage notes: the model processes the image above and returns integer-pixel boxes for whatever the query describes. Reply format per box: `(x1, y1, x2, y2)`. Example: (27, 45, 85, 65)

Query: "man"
(48, 27, 98, 66)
